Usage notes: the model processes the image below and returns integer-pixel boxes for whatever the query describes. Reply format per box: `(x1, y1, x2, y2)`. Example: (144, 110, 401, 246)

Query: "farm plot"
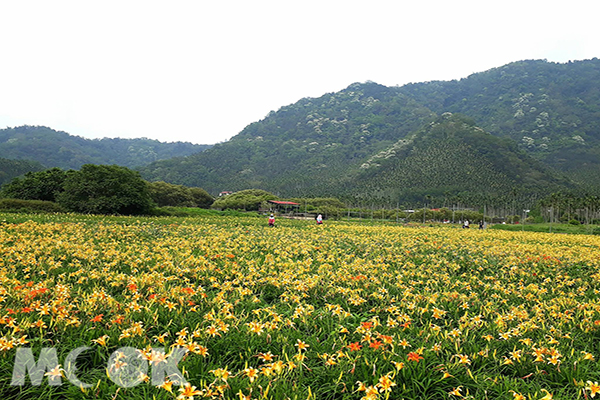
(1, 215, 600, 399)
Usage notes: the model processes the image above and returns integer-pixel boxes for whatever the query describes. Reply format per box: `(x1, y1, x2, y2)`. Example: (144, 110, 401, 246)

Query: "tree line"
(0, 165, 213, 215)
(3, 165, 599, 225)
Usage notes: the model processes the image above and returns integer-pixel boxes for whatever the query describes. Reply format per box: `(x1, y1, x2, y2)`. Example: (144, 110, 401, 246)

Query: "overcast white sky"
(1, 1, 598, 145)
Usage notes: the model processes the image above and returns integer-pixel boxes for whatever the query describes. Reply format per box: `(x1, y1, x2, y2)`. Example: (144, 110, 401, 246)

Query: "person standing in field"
(316, 214, 323, 225)
(268, 213, 275, 227)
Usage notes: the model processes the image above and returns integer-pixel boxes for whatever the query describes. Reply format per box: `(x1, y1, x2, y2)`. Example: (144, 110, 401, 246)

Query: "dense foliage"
(56, 164, 154, 215)
(0, 168, 70, 202)
(0, 158, 45, 186)
(211, 189, 278, 211)
(0, 126, 211, 170)
(399, 59, 600, 171)
(537, 191, 600, 224)
(348, 114, 573, 204)
(139, 59, 600, 204)
(0, 166, 215, 215)
(147, 181, 214, 208)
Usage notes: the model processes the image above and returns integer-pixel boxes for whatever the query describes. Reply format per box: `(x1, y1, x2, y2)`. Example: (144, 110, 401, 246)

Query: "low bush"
(0, 198, 65, 213)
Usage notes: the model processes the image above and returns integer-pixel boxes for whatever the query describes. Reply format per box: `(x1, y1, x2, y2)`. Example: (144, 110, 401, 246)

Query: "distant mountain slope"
(140, 82, 435, 195)
(0, 125, 211, 169)
(398, 59, 600, 173)
(138, 58, 600, 203)
(346, 113, 573, 204)
(0, 158, 45, 186)
(140, 112, 570, 205)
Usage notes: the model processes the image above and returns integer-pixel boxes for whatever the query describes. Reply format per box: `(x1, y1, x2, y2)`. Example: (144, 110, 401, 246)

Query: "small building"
(267, 200, 300, 213)
(219, 191, 233, 197)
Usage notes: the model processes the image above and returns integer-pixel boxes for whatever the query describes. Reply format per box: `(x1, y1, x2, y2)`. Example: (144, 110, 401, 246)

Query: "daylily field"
(1, 213, 600, 400)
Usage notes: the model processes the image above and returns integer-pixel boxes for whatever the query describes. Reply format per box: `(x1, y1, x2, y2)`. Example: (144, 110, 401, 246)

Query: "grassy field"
(1, 213, 600, 399)
(489, 222, 600, 235)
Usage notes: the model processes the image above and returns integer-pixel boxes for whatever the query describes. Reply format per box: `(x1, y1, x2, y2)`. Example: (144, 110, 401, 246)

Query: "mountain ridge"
(139, 59, 600, 205)
(0, 125, 212, 170)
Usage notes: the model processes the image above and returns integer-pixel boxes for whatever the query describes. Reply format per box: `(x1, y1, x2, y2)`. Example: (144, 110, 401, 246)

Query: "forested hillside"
(140, 59, 600, 204)
(0, 125, 211, 169)
(5, 59, 594, 206)
(398, 59, 600, 176)
(140, 82, 435, 196)
(0, 158, 45, 186)
(346, 113, 573, 205)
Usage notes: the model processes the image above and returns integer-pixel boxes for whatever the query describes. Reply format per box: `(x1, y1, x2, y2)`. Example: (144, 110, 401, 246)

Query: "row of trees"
(538, 192, 600, 224)
(0, 165, 213, 215)
(209, 188, 600, 226)
(3, 165, 599, 223)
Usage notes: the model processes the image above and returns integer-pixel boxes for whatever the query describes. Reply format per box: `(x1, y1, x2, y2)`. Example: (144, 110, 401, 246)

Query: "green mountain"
(398, 59, 600, 177)
(0, 158, 45, 186)
(0, 125, 211, 170)
(138, 58, 600, 204)
(140, 82, 435, 197)
(345, 113, 573, 205)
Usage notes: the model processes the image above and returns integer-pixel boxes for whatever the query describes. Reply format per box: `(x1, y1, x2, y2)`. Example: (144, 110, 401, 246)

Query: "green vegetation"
(56, 164, 154, 215)
(147, 181, 214, 208)
(0, 168, 69, 202)
(0, 158, 45, 186)
(0, 125, 211, 170)
(400, 59, 600, 168)
(489, 222, 600, 235)
(348, 113, 571, 205)
(211, 189, 278, 211)
(139, 59, 600, 205)
(0, 198, 65, 214)
(0, 166, 215, 216)
(150, 206, 255, 218)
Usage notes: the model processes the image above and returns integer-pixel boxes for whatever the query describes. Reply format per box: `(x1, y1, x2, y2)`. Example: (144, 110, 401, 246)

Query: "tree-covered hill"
(398, 59, 600, 174)
(134, 58, 600, 203)
(0, 125, 211, 169)
(140, 82, 435, 196)
(0, 158, 45, 186)
(139, 111, 571, 206)
(345, 113, 573, 205)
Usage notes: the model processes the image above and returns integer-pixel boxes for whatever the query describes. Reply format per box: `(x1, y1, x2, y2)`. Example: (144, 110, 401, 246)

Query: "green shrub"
(506, 215, 521, 224)
(569, 219, 581, 225)
(212, 189, 277, 211)
(147, 181, 214, 208)
(0, 198, 65, 213)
